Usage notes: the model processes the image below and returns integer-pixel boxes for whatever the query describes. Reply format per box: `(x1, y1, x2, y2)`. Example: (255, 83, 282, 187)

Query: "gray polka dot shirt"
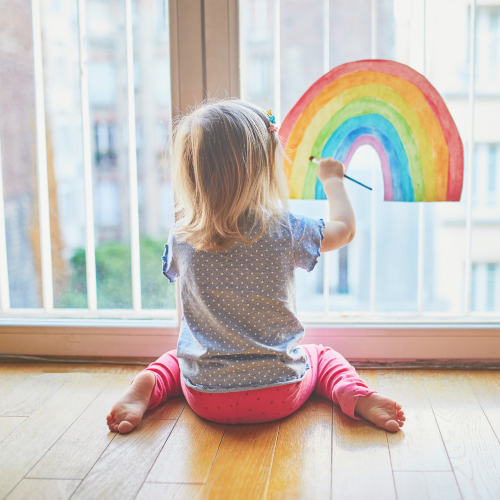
(162, 213, 325, 393)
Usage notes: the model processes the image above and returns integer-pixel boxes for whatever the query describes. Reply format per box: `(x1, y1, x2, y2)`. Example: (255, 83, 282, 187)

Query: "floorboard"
(136, 483, 205, 500)
(147, 405, 225, 484)
(393, 472, 462, 500)
(423, 370, 500, 500)
(376, 370, 451, 471)
(0, 375, 28, 399)
(0, 418, 26, 445)
(5, 479, 80, 500)
(0, 373, 107, 499)
(27, 374, 130, 479)
(329, 370, 396, 500)
(466, 371, 500, 443)
(144, 396, 187, 420)
(70, 419, 176, 500)
(266, 395, 332, 500)
(0, 374, 68, 417)
(202, 422, 280, 500)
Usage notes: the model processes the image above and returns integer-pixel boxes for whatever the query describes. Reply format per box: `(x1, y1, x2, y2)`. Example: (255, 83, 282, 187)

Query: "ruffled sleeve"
(162, 231, 179, 282)
(289, 213, 325, 272)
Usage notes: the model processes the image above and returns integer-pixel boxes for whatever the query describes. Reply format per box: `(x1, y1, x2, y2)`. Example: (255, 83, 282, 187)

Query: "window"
(96, 181, 120, 227)
(1, 0, 499, 325)
(88, 62, 117, 106)
(476, 6, 500, 94)
(473, 144, 499, 209)
(240, 0, 500, 320)
(472, 263, 500, 312)
(0, 0, 175, 317)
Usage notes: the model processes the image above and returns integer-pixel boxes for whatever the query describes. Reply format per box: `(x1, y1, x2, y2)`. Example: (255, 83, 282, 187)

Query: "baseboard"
(2, 328, 500, 363)
(0, 333, 178, 358)
(348, 359, 500, 369)
(0, 353, 154, 366)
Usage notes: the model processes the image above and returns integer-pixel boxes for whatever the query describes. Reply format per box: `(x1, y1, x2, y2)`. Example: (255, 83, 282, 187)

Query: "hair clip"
(267, 109, 278, 132)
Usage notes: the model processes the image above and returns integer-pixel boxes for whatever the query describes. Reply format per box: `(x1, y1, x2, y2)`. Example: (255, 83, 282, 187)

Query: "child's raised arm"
(317, 158, 356, 252)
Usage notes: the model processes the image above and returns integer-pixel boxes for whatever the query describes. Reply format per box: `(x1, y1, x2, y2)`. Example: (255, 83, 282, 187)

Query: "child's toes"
(384, 419, 400, 432)
(117, 421, 134, 434)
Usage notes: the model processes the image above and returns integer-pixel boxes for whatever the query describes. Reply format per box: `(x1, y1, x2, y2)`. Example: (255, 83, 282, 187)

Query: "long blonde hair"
(171, 99, 289, 252)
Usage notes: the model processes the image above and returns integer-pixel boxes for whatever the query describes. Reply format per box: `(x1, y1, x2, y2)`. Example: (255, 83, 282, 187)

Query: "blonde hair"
(171, 99, 289, 252)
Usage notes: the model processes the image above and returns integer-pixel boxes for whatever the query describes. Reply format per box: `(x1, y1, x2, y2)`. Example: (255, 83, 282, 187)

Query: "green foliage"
(57, 238, 176, 310)
(139, 237, 176, 309)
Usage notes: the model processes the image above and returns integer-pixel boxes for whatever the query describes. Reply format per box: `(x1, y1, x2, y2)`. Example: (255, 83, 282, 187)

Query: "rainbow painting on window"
(279, 60, 464, 202)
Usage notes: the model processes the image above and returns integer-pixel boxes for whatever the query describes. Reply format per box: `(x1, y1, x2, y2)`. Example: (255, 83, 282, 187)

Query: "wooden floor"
(0, 364, 499, 500)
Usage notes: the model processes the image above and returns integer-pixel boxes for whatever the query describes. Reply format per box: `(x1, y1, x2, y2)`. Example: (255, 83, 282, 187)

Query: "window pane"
(423, 0, 470, 314)
(328, 0, 421, 313)
(87, 0, 133, 309)
(280, 0, 323, 119)
(240, 0, 275, 110)
(476, 6, 500, 95)
(370, 0, 428, 312)
(133, 0, 176, 310)
(39, 0, 88, 308)
(289, 200, 324, 312)
(471, 6, 500, 314)
(330, 0, 372, 66)
(328, 147, 372, 312)
(0, 0, 42, 308)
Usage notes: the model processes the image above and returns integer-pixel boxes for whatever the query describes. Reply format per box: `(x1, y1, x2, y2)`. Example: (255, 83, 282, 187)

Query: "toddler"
(107, 100, 405, 434)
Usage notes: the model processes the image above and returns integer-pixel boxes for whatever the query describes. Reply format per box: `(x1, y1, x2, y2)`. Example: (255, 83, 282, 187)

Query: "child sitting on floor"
(106, 100, 405, 434)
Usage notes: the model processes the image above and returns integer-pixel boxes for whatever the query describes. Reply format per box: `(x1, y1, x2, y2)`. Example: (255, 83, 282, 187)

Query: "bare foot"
(106, 371, 156, 434)
(354, 393, 405, 432)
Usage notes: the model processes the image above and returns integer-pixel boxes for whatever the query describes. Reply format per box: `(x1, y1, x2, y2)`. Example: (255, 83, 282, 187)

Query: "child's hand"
(317, 157, 345, 183)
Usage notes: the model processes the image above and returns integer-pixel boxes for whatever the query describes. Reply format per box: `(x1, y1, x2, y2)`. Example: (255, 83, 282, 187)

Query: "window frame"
(1, 0, 500, 363)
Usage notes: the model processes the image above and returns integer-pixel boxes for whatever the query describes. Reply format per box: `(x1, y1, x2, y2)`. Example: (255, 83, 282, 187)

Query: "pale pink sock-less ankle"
(137, 344, 375, 424)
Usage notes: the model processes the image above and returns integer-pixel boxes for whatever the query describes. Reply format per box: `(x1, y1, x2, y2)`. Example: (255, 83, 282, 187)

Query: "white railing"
(31, 0, 53, 312)
(78, 0, 97, 313)
(125, 0, 142, 312)
(369, 0, 378, 315)
(322, 0, 331, 314)
(416, 0, 426, 316)
(464, 0, 477, 315)
(0, 0, 176, 321)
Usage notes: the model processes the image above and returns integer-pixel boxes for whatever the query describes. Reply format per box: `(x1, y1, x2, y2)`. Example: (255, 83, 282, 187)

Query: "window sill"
(1, 317, 499, 363)
(298, 312, 500, 325)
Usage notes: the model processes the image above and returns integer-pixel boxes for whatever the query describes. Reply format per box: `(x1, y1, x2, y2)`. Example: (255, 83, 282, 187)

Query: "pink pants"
(140, 344, 375, 424)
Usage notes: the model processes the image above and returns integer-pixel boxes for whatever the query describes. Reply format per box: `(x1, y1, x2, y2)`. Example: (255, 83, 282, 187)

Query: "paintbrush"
(309, 156, 372, 191)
